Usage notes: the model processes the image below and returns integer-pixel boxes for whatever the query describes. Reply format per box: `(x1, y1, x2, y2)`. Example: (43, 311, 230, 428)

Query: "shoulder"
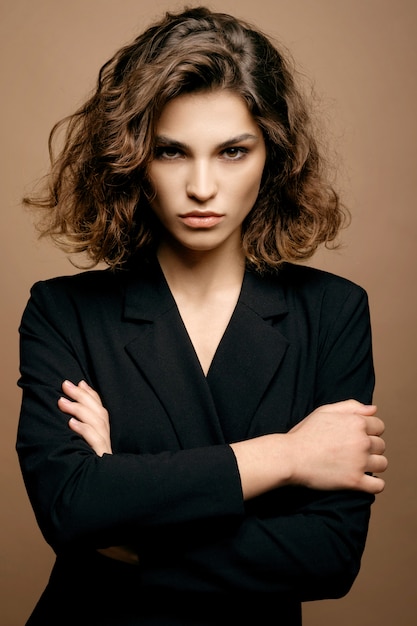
(243, 263, 370, 325)
(278, 263, 365, 293)
(255, 263, 371, 324)
(29, 268, 123, 299)
(24, 268, 128, 323)
(274, 263, 369, 308)
(275, 265, 372, 335)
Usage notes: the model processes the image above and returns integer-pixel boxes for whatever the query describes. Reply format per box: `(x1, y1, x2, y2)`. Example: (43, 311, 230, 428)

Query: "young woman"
(17, 6, 387, 625)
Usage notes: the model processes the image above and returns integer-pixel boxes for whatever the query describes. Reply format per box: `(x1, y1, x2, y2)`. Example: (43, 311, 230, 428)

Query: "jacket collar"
(122, 262, 290, 445)
(123, 260, 289, 322)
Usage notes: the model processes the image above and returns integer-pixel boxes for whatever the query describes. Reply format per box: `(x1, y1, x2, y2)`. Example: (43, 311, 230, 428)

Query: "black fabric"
(17, 262, 375, 624)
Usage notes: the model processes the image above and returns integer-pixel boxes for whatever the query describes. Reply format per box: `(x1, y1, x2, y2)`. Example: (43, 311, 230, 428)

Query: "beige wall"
(1, 1, 416, 624)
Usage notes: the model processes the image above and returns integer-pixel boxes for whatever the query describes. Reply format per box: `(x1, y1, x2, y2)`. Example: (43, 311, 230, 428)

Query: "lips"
(179, 212, 224, 228)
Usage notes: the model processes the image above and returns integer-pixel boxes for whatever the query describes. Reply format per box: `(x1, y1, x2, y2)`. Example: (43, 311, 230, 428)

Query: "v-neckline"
(169, 279, 244, 378)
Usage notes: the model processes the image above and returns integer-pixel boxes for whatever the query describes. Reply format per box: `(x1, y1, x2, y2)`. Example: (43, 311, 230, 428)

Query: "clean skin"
(148, 89, 267, 260)
(147, 90, 267, 374)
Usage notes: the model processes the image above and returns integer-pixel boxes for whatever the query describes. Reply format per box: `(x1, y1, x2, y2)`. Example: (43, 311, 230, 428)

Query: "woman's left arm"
(155, 282, 382, 599)
(220, 283, 382, 599)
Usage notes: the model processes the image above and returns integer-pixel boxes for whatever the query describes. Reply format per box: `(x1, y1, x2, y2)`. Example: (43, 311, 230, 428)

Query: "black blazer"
(17, 261, 375, 625)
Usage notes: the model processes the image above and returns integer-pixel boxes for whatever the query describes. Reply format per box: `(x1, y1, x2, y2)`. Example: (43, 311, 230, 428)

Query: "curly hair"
(24, 5, 349, 271)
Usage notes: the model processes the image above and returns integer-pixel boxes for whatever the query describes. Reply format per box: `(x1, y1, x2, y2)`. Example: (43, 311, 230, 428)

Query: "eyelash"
(223, 147, 248, 160)
(154, 147, 182, 160)
(153, 146, 249, 161)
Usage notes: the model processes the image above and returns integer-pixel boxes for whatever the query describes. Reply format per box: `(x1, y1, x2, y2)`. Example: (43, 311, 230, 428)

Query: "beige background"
(1, 1, 416, 624)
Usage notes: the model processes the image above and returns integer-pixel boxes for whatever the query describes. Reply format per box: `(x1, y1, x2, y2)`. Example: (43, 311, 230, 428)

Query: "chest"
(175, 296, 239, 376)
(76, 303, 316, 453)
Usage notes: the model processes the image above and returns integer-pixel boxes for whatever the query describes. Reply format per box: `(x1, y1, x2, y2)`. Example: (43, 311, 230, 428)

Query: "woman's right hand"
(58, 379, 112, 456)
(230, 400, 387, 500)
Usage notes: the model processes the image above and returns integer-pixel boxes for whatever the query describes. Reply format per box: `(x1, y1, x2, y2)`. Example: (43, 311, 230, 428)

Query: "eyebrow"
(154, 133, 260, 151)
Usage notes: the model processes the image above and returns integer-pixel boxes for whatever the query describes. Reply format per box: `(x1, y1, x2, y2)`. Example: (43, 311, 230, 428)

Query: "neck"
(157, 244, 246, 299)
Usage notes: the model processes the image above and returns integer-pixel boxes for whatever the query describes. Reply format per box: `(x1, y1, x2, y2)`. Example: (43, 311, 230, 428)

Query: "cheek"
(149, 173, 178, 209)
(148, 164, 178, 191)
(238, 169, 264, 205)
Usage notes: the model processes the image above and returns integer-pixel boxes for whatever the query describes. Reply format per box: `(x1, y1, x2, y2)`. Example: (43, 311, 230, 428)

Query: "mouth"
(179, 211, 224, 228)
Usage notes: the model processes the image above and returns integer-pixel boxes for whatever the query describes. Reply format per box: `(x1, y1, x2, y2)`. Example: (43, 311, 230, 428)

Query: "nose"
(186, 160, 217, 202)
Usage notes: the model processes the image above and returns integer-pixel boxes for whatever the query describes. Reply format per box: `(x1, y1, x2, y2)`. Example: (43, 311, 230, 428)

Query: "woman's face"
(148, 90, 266, 258)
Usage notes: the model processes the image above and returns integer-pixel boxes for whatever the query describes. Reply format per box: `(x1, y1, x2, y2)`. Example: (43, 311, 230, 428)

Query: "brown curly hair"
(24, 5, 349, 271)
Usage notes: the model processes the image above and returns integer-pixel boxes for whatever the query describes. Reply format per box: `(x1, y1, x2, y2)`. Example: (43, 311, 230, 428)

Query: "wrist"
(230, 433, 293, 500)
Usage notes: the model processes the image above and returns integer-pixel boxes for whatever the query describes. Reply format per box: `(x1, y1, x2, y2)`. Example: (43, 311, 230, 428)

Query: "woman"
(16, 6, 387, 625)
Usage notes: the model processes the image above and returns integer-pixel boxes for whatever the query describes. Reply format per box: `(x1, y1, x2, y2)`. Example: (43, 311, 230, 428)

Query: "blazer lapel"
(207, 270, 290, 441)
(123, 263, 225, 447)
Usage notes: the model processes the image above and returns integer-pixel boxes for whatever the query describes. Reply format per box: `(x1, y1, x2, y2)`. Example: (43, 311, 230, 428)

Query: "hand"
(58, 380, 112, 456)
(231, 399, 387, 500)
(288, 400, 387, 493)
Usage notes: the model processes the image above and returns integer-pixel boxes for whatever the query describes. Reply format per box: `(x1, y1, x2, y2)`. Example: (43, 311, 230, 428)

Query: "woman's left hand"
(58, 379, 112, 456)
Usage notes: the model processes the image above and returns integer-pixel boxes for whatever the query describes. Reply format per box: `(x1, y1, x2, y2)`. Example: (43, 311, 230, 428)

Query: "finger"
(62, 379, 90, 402)
(353, 401, 377, 415)
(369, 435, 386, 455)
(366, 453, 388, 475)
(357, 473, 385, 494)
(355, 403, 377, 415)
(58, 396, 79, 418)
(365, 415, 385, 436)
(58, 395, 108, 426)
(58, 396, 97, 423)
(78, 380, 103, 404)
(323, 399, 375, 414)
(62, 380, 103, 409)
(68, 417, 111, 456)
(340, 400, 377, 415)
(68, 416, 96, 439)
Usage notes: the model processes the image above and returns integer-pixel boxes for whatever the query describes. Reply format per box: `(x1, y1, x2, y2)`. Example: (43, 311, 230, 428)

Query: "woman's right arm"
(16, 281, 244, 552)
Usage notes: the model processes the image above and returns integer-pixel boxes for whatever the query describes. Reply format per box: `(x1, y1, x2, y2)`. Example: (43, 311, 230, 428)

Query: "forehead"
(155, 90, 261, 141)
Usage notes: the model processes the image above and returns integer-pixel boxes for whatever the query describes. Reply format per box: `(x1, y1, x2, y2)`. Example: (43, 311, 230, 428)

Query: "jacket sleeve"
(16, 276, 376, 600)
(16, 279, 245, 551)
(141, 281, 376, 600)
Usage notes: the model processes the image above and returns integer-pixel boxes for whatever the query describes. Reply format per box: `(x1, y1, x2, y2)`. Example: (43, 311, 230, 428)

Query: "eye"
(154, 146, 184, 160)
(221, 146, 248, 161)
